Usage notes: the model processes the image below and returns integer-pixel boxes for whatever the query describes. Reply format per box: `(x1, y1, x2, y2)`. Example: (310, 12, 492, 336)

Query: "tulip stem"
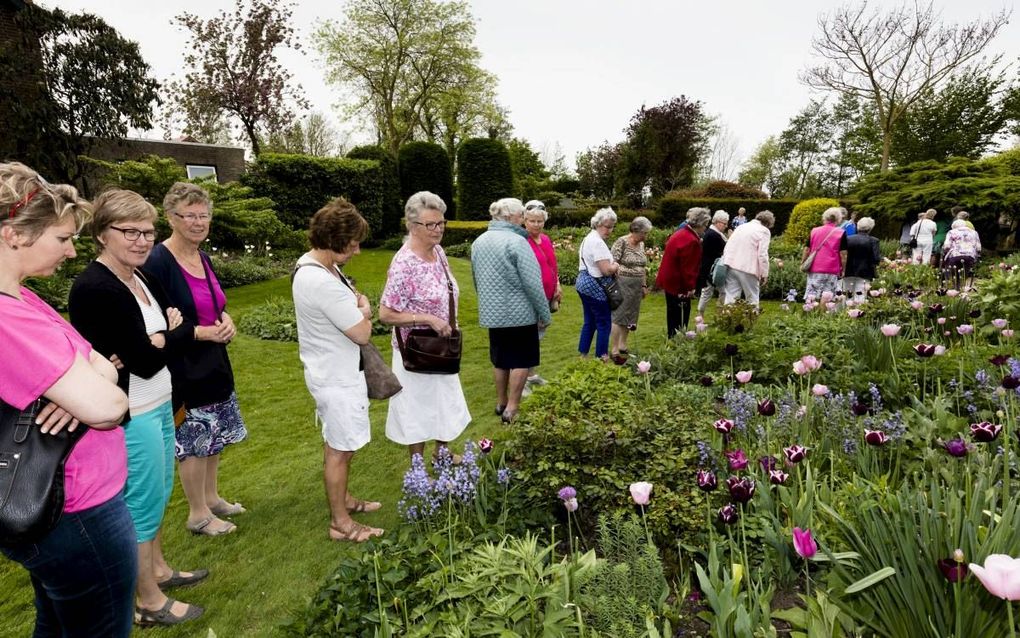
(954, 579, 961, 638)
(1008, 599, 1016, 638)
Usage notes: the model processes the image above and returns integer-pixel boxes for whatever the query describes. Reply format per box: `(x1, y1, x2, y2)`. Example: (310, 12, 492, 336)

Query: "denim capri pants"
(123, 401, 175, 542)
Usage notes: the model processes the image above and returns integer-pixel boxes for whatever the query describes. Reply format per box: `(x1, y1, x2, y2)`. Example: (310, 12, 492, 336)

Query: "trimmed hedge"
(785, 197, 841, 245)
(546, 207, 658, 229)
(657, 197, 799, 234)
(242, 153, 385, 238)
(347, 145, 403, 238)
(441, 220, 489, 246)
(397, 142, 454, 217)
(457, 138, 513, 220)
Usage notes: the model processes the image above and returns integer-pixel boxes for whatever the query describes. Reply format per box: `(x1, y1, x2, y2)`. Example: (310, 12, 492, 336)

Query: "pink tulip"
(1004, 329, 1016, 338)
(847, 309, 863, 318)
(685, 331, 697, 339)
(801, 355, 821, 371)
(793, 527, 818, 559)
(993, 319, 1008, 329)
(946, 289, 960, 297)
(869, 290, 881, 297)
(880, 324, 901, 337)
(792, 361, 809, 375)
(910, 301, 924, 311)
(629, 481, 653, 505)
(694, 315, 704, 324)
(811, 383, 829, 396)
(957, 324, 974, 335)
(825, 302, 837, 312)
(735, 370, 753, 384)
(636, 360, 652, 374)
(937, 317, 947, 325)
(934, 345, 947, 356)
(802, 303, 814, 312)
(564, 497, 579, 512)
(820, 291, 834, 303)
(725, 449, 749, 470)
(969, 554, 1020, 600)
(696, 323, 707, 332)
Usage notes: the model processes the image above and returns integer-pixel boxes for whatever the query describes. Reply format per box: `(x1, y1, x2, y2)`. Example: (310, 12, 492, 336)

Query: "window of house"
(186, 165, 217, 181)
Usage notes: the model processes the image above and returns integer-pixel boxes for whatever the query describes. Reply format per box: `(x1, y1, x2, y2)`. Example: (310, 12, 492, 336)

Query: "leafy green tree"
(167, 0, 309, 155)
(802, 1, 1008, 171)
(827, 92, 881, 194)
(776, 100, 833, 198)
(0, 6, 159, 184)
(506, 138, 549, 201)
(576, 142, 624, 199)
(737, 136, 785, 197)
(262, 112, 346, 157)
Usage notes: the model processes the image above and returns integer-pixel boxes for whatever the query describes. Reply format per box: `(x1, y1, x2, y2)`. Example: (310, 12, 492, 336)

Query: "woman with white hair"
(656, 208, 711, 337)
(910, 209, 938, 264)
(942, 218, 982, 291)
(842, 216, 882, 300)
(609, 216, 652, 364)
(696, 210, 729, 315)
(802, 207, 848, 300)
(721, 210, 774, 306)
(470, 198, 551, 423)
(575, 207, 619, 361)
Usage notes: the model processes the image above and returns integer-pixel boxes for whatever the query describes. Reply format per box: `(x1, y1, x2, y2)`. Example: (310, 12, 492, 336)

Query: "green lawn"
(0, 250, 679, 637)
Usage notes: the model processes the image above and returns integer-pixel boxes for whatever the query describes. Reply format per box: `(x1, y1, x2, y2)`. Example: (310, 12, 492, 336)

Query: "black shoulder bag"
(394, 256, 463, 375)
(580, 237, 624, 310)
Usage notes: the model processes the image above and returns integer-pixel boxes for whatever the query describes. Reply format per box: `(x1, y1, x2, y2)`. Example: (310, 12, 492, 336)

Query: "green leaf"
(844, 566, 897, 594)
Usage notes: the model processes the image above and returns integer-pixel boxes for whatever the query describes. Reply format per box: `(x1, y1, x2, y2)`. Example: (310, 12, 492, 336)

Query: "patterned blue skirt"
(175, 391, 248, 460)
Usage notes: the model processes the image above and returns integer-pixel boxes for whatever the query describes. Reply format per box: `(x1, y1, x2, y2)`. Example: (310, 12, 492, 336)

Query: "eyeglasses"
(172, 211, 212, 223)
(412, 220, 447, 231)
(525, 203, 546, 211)
(109, 226, 157, 242)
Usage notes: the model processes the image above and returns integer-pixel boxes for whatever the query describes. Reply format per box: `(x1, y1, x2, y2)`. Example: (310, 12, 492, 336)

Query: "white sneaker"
(522, 385, 533, 398)
(527, 375, 548, 386)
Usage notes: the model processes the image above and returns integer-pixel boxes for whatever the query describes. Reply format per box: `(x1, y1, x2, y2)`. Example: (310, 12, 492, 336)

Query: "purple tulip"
(957, 324, 974, 336)
(759, 455, 777, 472)
(700, 375, 714, 386)
(864, 430, 889, 446)
(724, 344, 739, 357)
(992, 319, 1008, 329)
(478, 438, 494, 454)
(725, 476, 756, 503)
(970, 422, 1003, 443)
(713, 418, 735, 434)
(718, 503, 739, 525)
(944, 438, 969, 458)
(913, 343, 936, 358)
(696, 470, 718, 492)
(1003, 375, 1020, 390)
(991, 355, 1010, 367)
(757, 398, 776, 416)
(769, 469, 789, 485)
(938, 558, 969, 583)
(784, 445, 807, 464)
(725, 449, 749, 470)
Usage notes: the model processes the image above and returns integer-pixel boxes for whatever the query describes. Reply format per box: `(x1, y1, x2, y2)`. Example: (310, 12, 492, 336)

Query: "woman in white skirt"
(379, 191, 471, 462)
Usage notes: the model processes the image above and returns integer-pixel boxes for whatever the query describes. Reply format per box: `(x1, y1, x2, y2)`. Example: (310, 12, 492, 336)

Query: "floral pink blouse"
(381, 243, 459, 349)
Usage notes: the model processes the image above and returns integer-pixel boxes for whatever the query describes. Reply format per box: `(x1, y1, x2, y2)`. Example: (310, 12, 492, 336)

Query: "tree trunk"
(880, 130, 891, 172)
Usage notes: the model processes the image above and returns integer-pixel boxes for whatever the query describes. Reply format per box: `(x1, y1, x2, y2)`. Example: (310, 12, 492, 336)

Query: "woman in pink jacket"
(721, 211, 774, 306)
(802, 208, 848, 301)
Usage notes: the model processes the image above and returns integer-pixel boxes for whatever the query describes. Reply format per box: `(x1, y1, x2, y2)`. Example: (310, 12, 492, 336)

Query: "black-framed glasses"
(412, 220, 447, 231)
(172, 211, 212, 223)
(109, 226, 157, 242)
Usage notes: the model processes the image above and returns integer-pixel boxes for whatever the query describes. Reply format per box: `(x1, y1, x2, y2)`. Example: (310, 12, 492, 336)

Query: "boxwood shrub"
(457, 138, 513, 220)
(658, 197, 799, 235)
(398, 141, 454, 217)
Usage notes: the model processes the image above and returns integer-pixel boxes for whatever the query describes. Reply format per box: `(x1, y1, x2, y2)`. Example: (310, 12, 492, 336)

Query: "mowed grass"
(0, 249, 675, 636)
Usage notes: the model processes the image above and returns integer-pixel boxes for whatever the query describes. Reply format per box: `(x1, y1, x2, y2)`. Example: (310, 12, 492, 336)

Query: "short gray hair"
(955, 210, 970, 220)
(822, 207, 842, 223)
(856, 216, 875, 233)
(489, 197, 525, 221)
(404, 191, 447, 227)
(523, 206, 548, 222)
(712, 210, 730, 225)
(756, 210, 775, 228)
(629, 216, 652, 233)
(686, 207, 712, 229)
(590, 207, 617, 229)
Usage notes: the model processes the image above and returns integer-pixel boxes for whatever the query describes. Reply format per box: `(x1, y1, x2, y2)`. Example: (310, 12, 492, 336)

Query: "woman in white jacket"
(910, 209, 938, 265)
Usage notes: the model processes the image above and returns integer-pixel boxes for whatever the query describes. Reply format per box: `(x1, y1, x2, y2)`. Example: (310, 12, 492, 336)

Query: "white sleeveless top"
(128, 275, 173, 415)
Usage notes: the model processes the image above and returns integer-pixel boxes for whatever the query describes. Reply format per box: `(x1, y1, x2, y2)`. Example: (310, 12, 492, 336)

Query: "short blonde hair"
(163, 182, 212, 217)
(0, 162, 91, 245)
(91, 189, 158, 252)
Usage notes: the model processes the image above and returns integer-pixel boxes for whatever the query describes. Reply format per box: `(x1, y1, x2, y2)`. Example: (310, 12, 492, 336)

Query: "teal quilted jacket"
(470, 221, 553, 328)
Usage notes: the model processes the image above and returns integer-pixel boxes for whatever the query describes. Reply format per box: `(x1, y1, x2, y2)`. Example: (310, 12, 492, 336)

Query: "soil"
(670, 586, 801, 637)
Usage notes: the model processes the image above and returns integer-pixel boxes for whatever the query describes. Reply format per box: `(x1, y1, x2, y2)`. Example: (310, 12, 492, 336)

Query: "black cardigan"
(696, 227, 727, 290)
(142, 243, 236, 408)
(68, 260, 194, 412)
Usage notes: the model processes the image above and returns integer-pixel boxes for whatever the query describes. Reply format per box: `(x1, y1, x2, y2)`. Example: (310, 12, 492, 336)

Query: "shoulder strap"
(198, 253, 221, 318)
(436, 248, 455, 331)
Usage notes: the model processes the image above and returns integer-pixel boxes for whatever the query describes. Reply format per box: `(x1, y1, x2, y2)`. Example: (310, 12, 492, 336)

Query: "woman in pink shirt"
(522, 200, 561, 387)
(801, 208, 848, 301)
(0, 162, 135, 637)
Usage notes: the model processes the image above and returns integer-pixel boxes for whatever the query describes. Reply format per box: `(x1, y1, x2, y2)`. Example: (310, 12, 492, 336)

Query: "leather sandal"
(186, 516, 236, 536)
(347, 499, 382, 514)
(135, 598, 204, 626)
(329, 521, 383, 543)
(210, 499, 246, 517)
(157, 569, 209, 591)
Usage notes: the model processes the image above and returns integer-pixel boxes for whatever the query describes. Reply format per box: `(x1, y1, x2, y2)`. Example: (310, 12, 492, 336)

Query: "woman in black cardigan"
(69, 190, 206, 627)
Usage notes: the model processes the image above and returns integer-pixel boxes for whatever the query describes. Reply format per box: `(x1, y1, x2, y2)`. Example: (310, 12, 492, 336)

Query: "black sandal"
(135, 598, 204, 626)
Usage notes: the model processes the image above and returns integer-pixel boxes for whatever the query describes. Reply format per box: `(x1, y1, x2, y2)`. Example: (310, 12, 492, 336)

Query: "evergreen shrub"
(347, 145, 403, 238)
(457, 137, 513, 220)
(658, 197, 798, 235)
(397, 141, 454, 216)
(784, 197, 840, 245)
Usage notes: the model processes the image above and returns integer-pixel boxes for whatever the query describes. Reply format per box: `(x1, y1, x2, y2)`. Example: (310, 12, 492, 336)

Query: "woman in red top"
(655, 208, 711, 338)
(523, 200, 560, 388)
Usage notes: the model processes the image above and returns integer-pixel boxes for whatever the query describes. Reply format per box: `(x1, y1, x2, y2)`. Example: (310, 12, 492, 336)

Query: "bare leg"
(203, 454, 220, 507)
(610, 324, 623, 355)
(408, 442, 426, 460)
(505, 368, 530, 413)
(136, 539, 194, 616)
(180, 457, 232, 533)
(493, 368, 509, 408)
(324, 446, 382, 540)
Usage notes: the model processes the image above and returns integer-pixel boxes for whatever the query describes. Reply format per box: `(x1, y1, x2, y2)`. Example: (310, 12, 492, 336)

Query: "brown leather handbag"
(395, 259, 463, 375)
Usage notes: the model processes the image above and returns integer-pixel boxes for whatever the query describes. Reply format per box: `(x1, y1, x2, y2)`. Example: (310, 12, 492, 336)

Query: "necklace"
(166, 238, 203, 271)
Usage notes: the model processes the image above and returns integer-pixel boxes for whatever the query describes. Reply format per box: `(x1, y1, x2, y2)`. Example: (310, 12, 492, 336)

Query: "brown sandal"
(186, 516, 236, 536)
(347, 499, 382, 514)
(329, 521, 383, 543)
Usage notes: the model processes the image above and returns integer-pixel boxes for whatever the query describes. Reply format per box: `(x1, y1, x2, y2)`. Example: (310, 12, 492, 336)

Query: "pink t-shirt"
(381, 244, 459, 350)
(180, 263, 227, 326)
(0, 288, 127, 513)
(527, 233, 558, 301)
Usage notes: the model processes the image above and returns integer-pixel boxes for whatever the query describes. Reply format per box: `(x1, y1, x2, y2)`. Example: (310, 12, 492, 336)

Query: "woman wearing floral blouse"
(609, 216, 652, 364)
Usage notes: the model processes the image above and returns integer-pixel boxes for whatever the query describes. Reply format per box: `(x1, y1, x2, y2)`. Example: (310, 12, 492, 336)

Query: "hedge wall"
(398, 142, 454, 217)
(457, 138, 513, 220)
(347, 145, 403, 238)
(657, 197, 799, 235)
(242, 154, 385, 238)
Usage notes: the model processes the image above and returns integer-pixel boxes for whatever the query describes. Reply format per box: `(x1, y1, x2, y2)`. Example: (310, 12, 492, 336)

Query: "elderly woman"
(69, 190, 206, 626)
(609, 216, 652, 363)
(721, 210, 775, 306)
(0, 162, 134, 636)
(293, 198, 383, 542)
(842, 216, 882, 300)
(470, 198, 551, 423)
(379, 192, 470, 461)
(523, 199, 561, 387)
(144, 183, 247, 536)
(802, 207, 848, 300)
(696, 210, 729, 315)
(574, 207, 620, 360)
(910, 209, 938, 265)
(656, 208, 711, 338)
(942, 218, 982, 291)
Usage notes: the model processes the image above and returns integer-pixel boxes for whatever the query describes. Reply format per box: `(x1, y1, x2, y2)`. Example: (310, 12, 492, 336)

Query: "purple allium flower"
(558, 486, 577, 501)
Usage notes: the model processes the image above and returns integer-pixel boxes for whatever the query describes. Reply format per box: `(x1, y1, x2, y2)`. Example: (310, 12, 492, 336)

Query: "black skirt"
(488, 324, 540, 369)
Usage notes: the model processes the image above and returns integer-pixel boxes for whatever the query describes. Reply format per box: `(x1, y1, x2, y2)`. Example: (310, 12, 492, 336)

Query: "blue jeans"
(1, 496, 137, 638)
(578, 291, 612, 358)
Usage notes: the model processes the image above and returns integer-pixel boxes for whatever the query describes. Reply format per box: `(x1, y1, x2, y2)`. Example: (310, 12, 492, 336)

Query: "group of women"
(0, 162, 246, 634)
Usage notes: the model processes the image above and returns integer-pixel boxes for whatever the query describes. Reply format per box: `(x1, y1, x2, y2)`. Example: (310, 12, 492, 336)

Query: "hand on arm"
(43, 353, 128, 430)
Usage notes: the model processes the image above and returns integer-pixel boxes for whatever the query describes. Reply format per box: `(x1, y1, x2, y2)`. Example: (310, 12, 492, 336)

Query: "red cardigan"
(655, 226, 702, 296)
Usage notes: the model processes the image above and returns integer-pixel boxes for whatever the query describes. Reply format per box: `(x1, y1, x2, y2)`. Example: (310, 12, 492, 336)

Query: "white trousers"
(723, 269, 760, 306)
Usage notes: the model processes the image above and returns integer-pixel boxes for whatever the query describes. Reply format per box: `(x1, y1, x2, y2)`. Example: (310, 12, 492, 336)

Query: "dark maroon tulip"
(1003, 375, 1020, 390)
(759, 455, 777, 472)
(936, 289, 948, 297)
(700, 375, 715, 387)
(725, 449, 749, 470)
(696, 470, 717, 492)
(718, 503, 739, 525)
(913, 343, 936, 358)
(864, 430, 889, 446)
(893, 288, 903, 296)
(713, 418, 735, 434)
(943, 438, 969, 457)
(784, 445, 807, 464)
(937, 559, 969, 583)
(991, 355, 1010, 367)
(768, 469, 789, 485)
(928, 303, 944, 316)
(852, 402, 871, 416)
(970, 309, 982, 319)
(757, 399, 776, 416)
(970, 422, 1003, 442)
(724, 344, 739, 357)
(726, 476, 756, 503)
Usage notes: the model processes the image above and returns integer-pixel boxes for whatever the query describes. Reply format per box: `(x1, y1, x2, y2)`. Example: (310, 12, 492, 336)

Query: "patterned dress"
(610, 236, 647, 326)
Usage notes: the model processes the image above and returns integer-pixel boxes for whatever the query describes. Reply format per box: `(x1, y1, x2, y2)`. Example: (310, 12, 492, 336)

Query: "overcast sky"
(46, 0, 1020, 174)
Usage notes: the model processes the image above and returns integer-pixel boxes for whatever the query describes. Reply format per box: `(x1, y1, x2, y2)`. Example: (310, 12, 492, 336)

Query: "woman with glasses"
(379, 192, 470, 462)
(144, 182, 248, 537)
(522, 200, 560, 388)
(69, 189, 205, 626)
